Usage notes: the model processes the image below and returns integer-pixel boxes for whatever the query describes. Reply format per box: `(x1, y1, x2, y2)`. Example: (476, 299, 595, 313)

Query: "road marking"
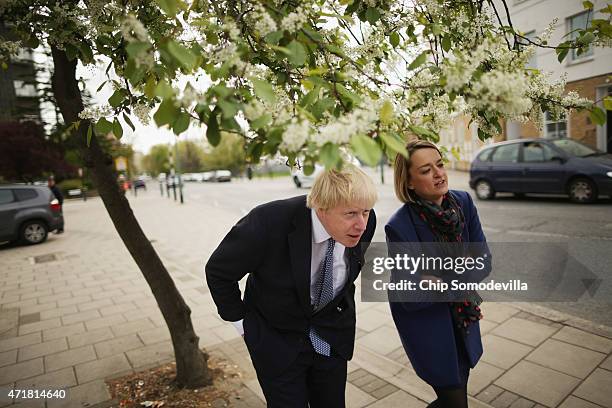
(507, 230, 569, 238)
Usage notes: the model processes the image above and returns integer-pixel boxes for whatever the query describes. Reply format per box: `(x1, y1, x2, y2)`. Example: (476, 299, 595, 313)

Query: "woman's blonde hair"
(394, 139, 443, 203)
(307, 164, 378, 210)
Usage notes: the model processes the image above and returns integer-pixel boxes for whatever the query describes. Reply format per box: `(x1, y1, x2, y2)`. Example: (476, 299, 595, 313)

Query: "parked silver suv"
(0, 185, 65, 245)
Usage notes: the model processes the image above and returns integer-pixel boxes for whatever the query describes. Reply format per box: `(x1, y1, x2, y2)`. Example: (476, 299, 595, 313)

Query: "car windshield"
(551, 139, 601, 157)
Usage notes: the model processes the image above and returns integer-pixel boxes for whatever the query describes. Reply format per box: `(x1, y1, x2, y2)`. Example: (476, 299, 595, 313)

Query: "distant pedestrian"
(48, 176, 64, 233)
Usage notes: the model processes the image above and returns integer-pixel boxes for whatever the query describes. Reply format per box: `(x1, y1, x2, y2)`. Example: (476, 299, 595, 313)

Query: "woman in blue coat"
(386, 140, 490, 408)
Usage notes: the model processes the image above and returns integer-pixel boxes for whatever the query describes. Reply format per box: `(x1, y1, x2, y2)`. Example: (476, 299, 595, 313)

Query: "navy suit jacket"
(385, 190, 490, 387)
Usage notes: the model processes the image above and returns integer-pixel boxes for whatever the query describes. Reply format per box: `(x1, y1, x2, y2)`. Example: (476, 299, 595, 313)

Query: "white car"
(214, 170, 232, 182)
(292, 164, 324, 188)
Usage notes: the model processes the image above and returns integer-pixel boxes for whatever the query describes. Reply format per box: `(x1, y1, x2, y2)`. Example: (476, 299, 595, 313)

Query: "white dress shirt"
(231, 209, 348, 336)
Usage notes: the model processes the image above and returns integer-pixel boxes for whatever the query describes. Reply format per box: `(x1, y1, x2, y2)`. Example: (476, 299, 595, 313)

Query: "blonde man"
(206, 165, 377, 408)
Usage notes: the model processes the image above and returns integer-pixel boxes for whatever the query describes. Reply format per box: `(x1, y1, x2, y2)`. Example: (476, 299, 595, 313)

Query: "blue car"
(469, 139, 612, 203)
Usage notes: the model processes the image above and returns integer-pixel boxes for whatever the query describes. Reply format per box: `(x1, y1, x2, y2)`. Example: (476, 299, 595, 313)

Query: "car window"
(14, 189, 38, 201)
(477, 149, 493, 162)
(523, 142, 556, 162)
(551, 139, 599, 157)
(490, 143, 519, 163)
(0, 190, 15, 204)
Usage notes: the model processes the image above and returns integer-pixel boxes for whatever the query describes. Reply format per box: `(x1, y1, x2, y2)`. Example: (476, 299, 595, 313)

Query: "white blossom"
(121, 14, 149, 43)
(313, 101, 379, 146)
(78, 105, 113, 121)
(252, 5, 277, 37)
(280, 7, 309, 32)
(472, 71, 533, 118)
(281, 119, 311, 152)
(133, 104, 151, 126)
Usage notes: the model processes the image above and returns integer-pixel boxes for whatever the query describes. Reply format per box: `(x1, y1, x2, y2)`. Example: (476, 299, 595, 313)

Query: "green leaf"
(206, 112, 221, 146)
(286, 40, 307, 67)
(250, 113, 272, 130)
(409, 125, 440, 142)
(312, 98, 335, 119)
(217, 99, 239, 119)
(379, 132, 407, 158)
(95, 117, 113, 135)
(350, 134, 382, 167)
(264, 31, 283, 45)
(430, 24, 442, 36)
(408, 51, 429, 70)
(112, 119, 123, 139)
(154, 99, 180, 127)
(96, 81, 107, 92)
(380, 100, 394, 124)
(123, 113, 136, 132)
(252, 79, 277, 105)
(389, 32, 400, 48)
(155, 0, 180, 16)
(320, 143, 341, 168)
(577, 32, 595, 45)
(556, 47, 569, 63)
(173, 112, 190, 135)
(365, 7, 381, 24)
(126, 42, 151, 58)
(108, 90, 124, 108)
(441, 36, 452, 52)
(302, 27, 323, 42)
(299, 87, 320, 107)
(590, 106, 606, 125)
(336, 84, 361, 105)
(154, 80, 174, 98)
(77, 42, 94, 64)
(583, 1, 594, 9)
(86, 124, 93, 147)
(24, 36, 39, 48)
(303, 163, 315, 176)
(603, 96, 612, 111)
(167, 40, 197, 70)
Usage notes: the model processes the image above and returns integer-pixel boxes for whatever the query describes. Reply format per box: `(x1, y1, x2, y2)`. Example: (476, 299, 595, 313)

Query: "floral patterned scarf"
(412, 193, 483, 334)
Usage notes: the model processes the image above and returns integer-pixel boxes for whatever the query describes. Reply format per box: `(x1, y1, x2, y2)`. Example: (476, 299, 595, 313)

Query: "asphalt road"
(176, 168, 612, 326)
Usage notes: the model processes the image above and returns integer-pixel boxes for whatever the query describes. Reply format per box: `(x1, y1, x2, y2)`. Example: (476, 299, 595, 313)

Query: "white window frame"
(567, 11, 594, 61)
(543, 112, 568, 139)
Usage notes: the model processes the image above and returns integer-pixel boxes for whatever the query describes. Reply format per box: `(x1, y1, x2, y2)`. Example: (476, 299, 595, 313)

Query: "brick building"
(441, 0, 611, 170)
(499, 0, 611, 152)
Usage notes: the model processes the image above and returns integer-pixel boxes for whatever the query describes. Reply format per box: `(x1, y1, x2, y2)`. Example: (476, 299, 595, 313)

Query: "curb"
(506, 302, 612, 339)
(352, 343, 494, 408)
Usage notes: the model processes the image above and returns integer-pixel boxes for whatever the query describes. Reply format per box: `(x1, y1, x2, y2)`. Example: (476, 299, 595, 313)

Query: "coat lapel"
(288, 204, 314, 316)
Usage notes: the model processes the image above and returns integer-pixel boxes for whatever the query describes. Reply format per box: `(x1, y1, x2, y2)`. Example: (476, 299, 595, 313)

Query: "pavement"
(1, 172, 611, 408)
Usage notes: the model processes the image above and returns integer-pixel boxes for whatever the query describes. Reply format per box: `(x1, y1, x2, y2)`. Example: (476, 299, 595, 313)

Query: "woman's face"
(407, 148, 448, 204)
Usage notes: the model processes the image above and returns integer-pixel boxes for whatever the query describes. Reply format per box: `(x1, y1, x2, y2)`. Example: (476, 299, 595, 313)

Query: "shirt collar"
(311, 209, 331, 244)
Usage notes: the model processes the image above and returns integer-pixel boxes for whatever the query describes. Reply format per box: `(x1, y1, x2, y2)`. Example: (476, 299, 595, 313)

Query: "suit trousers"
(252, 341, 347, 408)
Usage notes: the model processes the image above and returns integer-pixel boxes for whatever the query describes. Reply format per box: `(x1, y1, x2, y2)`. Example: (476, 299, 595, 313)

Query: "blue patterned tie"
(309, 238, 335, 356)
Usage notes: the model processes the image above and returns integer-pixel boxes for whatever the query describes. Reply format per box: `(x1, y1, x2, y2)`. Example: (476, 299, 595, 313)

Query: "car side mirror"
(551, 156, 566, 163)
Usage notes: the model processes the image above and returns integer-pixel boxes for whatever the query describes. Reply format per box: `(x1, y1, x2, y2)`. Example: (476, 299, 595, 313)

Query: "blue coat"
(385, 190, 490, 387)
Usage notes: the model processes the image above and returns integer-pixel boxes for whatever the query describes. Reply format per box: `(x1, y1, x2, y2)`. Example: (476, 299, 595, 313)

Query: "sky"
(36, 51, 210, 155)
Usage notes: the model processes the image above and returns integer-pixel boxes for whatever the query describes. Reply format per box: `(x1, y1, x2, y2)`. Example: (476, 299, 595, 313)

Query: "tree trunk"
(50, 47, 212, 388)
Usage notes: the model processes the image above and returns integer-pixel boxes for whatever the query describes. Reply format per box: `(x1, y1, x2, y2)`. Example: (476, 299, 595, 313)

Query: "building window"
(568, 11, 593, 61)
(544, 112, 567, 139)
(523, 30, 537, 68)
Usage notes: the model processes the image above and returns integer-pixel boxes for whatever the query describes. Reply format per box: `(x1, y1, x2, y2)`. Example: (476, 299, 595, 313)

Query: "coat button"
(337, 306, 343, 312)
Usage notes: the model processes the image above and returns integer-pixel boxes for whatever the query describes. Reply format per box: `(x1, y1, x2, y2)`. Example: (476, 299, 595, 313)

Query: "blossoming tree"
(1, 0, 610, 387)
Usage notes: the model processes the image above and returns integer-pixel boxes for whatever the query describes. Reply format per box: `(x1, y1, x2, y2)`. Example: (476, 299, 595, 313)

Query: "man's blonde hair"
(307, 164, 378, 210)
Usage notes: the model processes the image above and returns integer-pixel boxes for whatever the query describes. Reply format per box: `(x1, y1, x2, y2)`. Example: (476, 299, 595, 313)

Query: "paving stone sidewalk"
(1, 183, 611, 408)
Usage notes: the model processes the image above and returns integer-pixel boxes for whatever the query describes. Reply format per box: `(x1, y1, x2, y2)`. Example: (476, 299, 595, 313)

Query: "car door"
(520, 141, 567, 193)
(0, 189, 17, 239)
(488, 143, 522, 192)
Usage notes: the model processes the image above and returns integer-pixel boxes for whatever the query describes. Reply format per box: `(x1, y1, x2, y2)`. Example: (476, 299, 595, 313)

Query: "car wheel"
(568, 178, 597, 203)
(475, 180, 495, 200)
(20, 220, 48, 245)
(293, 176, 302, 188)
(514, 193, 526, 199)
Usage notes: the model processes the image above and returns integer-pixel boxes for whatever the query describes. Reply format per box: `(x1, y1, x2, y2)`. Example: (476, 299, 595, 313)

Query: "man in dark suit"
(206, 165, 377, 407)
